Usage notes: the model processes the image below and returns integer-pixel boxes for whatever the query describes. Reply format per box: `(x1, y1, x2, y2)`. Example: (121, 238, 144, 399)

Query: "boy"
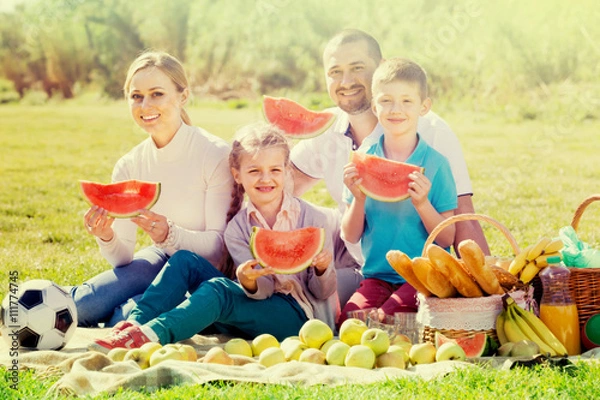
(339, 58, 457, 323)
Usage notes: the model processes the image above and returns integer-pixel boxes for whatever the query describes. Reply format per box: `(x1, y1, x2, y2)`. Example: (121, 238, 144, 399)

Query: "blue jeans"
(71, 246, 169, 327)
(129, 250, 308, 344)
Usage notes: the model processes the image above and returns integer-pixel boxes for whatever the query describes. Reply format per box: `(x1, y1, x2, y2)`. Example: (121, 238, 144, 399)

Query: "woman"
(73, 51, 233, 327)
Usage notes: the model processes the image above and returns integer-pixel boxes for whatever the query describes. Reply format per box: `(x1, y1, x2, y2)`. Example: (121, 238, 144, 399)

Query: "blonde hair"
(372, 57, 429, 100)
(123, 51, 192, 125)
(219, 123, 291, 277)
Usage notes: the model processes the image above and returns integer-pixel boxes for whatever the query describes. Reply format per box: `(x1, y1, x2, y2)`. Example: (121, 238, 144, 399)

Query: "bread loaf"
(386, 250, 432, 296)
(458, 240, 504, 295)
(490, 265, 526, 291)
(426, 244, 483, 297)
(412, 256, 457, 298)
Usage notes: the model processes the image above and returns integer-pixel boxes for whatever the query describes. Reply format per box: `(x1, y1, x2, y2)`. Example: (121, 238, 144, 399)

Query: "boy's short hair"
(371, 58, 428, 100)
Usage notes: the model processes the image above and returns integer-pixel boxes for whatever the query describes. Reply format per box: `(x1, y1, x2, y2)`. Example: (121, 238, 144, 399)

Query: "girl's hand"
(408, 171, 431, 207)
(131, 209, 169, 243)
(84, 206, 115, 242)
(343, 162, 366, 201)
(237, 260, 274, 293)
(312, 250, 332, 275)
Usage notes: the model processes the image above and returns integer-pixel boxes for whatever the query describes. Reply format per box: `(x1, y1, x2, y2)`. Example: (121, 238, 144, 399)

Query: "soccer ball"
(1, 279, 77, 350)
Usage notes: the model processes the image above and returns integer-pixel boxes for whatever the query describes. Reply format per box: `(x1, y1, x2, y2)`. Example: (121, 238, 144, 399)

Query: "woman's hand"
(131, 209, 169, 243)
(237, 260, 274, 293)
(312, 249, 332, 275)
(84, 206, 115, 242)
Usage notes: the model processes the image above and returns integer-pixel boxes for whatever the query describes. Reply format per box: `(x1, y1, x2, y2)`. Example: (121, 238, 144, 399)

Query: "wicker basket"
(568, 194, 600, 329)
(417, 213, 524, 344)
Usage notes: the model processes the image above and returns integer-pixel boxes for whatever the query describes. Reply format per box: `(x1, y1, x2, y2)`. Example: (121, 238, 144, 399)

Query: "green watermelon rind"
(434, 331, 488, 358)
(352, 152, 425, 203)
(80, 180, 161, 219)
(262, 95, 336, 139)
(249, 226, 326, 274)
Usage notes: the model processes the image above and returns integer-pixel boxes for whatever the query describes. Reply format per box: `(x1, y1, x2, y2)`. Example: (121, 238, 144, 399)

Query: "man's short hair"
(323, 29, 382, 63)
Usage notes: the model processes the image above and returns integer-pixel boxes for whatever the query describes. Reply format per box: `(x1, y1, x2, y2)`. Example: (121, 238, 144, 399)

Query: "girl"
(72, 51, 233, 327)
(90, 123, 339, 352)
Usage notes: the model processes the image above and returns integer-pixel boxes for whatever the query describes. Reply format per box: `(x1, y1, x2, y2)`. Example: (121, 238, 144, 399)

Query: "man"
(291, 29, 489, 307)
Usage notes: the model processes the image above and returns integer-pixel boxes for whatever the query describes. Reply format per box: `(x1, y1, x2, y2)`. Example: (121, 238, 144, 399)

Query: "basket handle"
(421, 213, 520, 257)
(570, 194, 600, 231)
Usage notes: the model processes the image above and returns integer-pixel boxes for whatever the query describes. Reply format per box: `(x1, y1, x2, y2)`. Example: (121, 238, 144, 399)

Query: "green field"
(1, 103, 599, 398)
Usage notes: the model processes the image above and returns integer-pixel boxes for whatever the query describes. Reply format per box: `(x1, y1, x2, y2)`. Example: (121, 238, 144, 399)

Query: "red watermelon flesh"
(249, 226, 325, 274)
(434, 331, 488, 358)
(80, 180, 161, 218)
(263, 96, 335, 139)
(352, 152, 424, 202)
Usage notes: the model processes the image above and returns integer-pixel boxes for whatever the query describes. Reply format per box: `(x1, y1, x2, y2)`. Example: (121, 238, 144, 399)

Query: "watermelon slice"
(80, 180, 161, 218)
(352, 152, 424, 202)
(434, 331, 488, 358)
(263, 96, 335, 139)
(249, 226, 325, 274)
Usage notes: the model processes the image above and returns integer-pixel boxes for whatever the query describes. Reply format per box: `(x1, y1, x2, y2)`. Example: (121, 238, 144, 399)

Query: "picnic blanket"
(1, 328, 598, 397)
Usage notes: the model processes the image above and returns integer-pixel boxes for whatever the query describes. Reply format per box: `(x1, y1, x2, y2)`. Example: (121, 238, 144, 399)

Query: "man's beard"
(337, 91, 372, 115)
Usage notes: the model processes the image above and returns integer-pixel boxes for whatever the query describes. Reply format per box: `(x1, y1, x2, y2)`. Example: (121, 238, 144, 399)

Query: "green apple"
(202, 346, 235, 365)
(320, 338, 341, 354)
(107, 347, 129, 362)
(164, 343, 198, 362)
(435, 342, 467, 362)
(280, 336, 300, 349)
(124, 342, 162, 370)
(251, 333, 280, 357)
(224, 338, 253, 358)
(325, 341, 350, 366)
(299, 319, 333, 349)
(376, 350, 406, 369)
(387, 344, 410, 365)
(258, 347, 286, 367)
(298, 348, 326, 364)
(510, 339, 540, 357)
(149, 345, 184, 367)
(409, 342, 437, 365)
(361, 328, 390, 356)
(282, 340, 308, 361)
(339, 318, 368, 346)
(344, 345, 376, 369)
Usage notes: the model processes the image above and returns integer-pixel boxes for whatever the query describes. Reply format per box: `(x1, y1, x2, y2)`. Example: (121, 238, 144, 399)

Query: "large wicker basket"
(417, 213, 529, 344)
(567, 194, 600, 329)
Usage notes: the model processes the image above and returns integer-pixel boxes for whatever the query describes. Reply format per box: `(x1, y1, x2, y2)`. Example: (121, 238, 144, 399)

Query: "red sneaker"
(89, 326, 152, 354)
(111, 320, 135, 335)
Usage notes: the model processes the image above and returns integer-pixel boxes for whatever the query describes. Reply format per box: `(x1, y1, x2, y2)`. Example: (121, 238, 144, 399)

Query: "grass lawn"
(1, 102, 599, 398)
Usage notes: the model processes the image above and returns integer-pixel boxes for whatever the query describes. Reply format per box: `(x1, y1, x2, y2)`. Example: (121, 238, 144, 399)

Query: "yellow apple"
(409, 342, 437, 365)
(435, 342, 466, 362)
(280, 336, 300, 349)
(258, 347, 286, 367)
(107, 347, 129, 362)
(299, 319, 333, 349)
(282, 340, 308, 361)
(344, 345, 376, 369)
(325, 341, 351, 366)
(224, 338, 253, 358)
(149, 345, 184, 367)
(391, 333, 412, 345)
(339, 318, 368, 346)
(376, 350, 406, 369)
(320, 338, 341, 354)
(361, 328, 390, 356)
(387, 344, 410, 365)
(298, 348, 326, 364)
(203, 346, 235, 365)
(251, 333, 279, 357)
(164, 343, 198, 362)
(124, 342, 162, 370)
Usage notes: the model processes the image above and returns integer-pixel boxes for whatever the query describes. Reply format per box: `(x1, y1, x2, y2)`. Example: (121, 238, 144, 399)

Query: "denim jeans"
(129, 250, 308, 344)
(71, 246, 169, 327)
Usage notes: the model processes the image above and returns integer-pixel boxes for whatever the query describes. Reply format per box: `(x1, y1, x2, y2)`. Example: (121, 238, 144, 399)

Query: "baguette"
(426, 244, 483, 297)
(458, 240, 504, 295)
(386, 250, 432, 296)
(412, 256, 457, 298)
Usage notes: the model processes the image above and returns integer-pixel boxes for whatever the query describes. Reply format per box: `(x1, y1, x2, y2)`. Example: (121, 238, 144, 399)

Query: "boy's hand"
(312, 250, 332, 275)
(343, 162, 366, 201)
(408, 171, 431, 207)
(237, 260, 274, 293)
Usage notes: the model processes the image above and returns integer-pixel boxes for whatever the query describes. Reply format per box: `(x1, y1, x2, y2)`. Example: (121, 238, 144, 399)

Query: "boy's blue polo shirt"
(343, 134, 457, 285)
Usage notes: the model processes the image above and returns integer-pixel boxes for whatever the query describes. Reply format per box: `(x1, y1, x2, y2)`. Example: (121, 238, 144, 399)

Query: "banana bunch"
(495, 295, 568, 357)
(508, 237, 564, 284)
